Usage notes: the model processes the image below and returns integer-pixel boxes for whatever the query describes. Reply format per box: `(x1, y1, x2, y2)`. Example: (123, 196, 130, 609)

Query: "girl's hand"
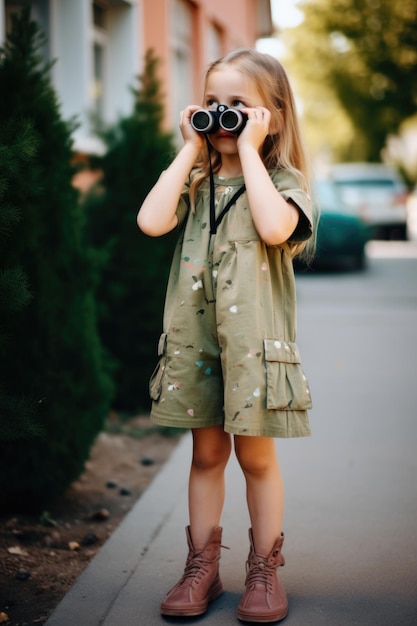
(237, 106, 271, 153)
(180, 105, 205, 151)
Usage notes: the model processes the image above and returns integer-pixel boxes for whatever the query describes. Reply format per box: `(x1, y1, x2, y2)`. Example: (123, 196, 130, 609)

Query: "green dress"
(149, 169, 313, 437)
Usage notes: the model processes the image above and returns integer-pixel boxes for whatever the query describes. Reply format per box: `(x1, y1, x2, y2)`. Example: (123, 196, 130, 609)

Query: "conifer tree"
(0, 8, 113, 512)
(84, 50, 177, 412)
(0, 120, 41, 440)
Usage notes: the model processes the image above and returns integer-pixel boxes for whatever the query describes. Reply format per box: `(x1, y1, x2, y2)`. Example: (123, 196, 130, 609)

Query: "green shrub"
(84, 50, 177, 412)
(0, 118, 40, 441)
(0, 8, 113, 513)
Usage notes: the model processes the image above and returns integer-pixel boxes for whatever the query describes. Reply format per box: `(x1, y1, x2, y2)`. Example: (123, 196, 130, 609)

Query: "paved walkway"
(46, 258, 417, 625)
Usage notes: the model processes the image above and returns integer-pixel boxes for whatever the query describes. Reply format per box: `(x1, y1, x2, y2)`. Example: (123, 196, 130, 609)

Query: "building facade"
(1, 0, 272, 154)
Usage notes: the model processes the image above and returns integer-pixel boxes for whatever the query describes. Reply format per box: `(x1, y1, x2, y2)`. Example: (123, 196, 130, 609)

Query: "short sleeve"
(176, 178, 191, 228)
(270, 169, 313, 243)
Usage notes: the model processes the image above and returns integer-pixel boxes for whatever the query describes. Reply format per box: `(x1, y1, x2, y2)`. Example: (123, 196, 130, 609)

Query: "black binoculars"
(191, 104, 248, 134)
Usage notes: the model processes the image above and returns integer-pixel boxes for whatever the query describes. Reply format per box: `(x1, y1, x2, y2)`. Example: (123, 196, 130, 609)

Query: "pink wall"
(141, 0, 271, 128)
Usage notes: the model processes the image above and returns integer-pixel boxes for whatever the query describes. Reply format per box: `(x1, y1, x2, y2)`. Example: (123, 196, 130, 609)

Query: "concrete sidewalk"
(47, 260, 417, 625)
(45, 432, 256, 625)
(45, 424, 417, 626)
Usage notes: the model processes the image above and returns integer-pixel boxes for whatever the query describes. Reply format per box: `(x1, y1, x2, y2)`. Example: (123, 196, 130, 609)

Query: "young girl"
(137, 48, 315, 623)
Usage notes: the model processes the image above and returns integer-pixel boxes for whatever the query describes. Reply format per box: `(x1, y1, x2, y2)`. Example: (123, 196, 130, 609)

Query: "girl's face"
(204, 67, 266, 156)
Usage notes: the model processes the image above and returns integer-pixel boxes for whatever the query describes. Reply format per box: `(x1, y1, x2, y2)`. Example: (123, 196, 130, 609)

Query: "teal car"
(296, 179, 371, 271)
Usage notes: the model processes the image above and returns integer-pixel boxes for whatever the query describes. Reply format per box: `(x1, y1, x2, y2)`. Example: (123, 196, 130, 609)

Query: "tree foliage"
(285, 0, 417, 162)
(84, 50, 177, 412)
(0, 8, 113, 512)
(0, 119, 41, 440)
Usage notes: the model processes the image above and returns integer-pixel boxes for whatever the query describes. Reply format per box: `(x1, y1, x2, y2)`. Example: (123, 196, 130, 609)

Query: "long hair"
(189, 48, 317, 260)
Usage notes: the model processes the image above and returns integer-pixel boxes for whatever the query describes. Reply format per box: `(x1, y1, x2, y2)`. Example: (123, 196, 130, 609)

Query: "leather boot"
(160, 526, 224, 616)
(237, 528, 288, 623)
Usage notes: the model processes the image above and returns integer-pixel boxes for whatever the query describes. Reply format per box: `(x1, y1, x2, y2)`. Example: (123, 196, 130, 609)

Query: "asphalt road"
(47, 242, 417, 626)
(278, 241, 417, 625)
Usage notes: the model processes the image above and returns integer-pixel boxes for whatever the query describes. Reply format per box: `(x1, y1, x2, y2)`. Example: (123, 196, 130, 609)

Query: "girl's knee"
(236, 452, 270, 476)
(234, 436, 277, 476)
(192, 428, 231, 471)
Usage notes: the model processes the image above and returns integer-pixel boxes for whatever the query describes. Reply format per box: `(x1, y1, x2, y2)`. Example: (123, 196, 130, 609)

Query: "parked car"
(295, 179, 371, 271)
(329, 162, 408, 240)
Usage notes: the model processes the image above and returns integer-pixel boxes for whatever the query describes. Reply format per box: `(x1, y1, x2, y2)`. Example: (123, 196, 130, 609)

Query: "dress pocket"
(264, 339, 312, 410)
(149, 333, 168, 401)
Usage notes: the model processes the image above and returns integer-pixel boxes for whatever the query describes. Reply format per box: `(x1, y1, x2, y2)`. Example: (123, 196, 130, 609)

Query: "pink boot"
(237, 528, 288, 623)
(160, 526, 224, 616)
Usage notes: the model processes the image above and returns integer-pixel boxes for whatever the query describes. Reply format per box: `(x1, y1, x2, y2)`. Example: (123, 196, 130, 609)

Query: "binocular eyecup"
(191, 104, 247, 135)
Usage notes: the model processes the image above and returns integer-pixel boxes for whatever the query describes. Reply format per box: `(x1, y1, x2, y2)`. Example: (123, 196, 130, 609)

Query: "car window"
(315, 180, 353, 214)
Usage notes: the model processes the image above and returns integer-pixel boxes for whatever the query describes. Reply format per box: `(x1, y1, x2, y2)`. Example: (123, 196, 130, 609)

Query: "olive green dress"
(149, 169, 313, 437)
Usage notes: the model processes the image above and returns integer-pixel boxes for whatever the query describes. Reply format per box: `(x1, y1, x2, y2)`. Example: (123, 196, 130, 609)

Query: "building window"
(2, 0, 137, 155)
(93, 1, 106, 29)
(91, 1, 108, 122)
(207, 23, 222, 63)
(170, 0, 194, 143)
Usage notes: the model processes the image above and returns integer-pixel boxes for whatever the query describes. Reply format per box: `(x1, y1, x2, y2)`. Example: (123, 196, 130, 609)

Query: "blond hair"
(189, 48, 317, 260)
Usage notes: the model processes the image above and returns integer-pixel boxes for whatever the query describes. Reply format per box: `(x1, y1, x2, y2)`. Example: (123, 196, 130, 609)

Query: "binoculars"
(191, 104, 248, 134)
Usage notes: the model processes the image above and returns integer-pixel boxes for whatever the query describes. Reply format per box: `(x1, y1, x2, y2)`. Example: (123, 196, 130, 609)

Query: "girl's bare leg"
(160, 425, 230, 616)
(234, 435, 284, 555)
(188, 425, 232, 547)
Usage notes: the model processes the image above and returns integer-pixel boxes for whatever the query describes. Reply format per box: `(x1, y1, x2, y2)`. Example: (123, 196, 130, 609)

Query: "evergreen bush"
(84, 50, 177, 412)
(0, 119, 41, 440)
(0, 8, 113, 512)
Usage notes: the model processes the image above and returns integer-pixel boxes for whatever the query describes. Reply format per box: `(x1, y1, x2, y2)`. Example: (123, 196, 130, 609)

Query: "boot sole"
(237, 606, 288, 623)
(161, 582, 223, 617)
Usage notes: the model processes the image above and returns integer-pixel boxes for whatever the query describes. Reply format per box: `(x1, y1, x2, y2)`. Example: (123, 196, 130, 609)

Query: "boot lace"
(179, 553, 211, 586)
(177, 546, 226, 588)
(245, 557, 275, 592)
